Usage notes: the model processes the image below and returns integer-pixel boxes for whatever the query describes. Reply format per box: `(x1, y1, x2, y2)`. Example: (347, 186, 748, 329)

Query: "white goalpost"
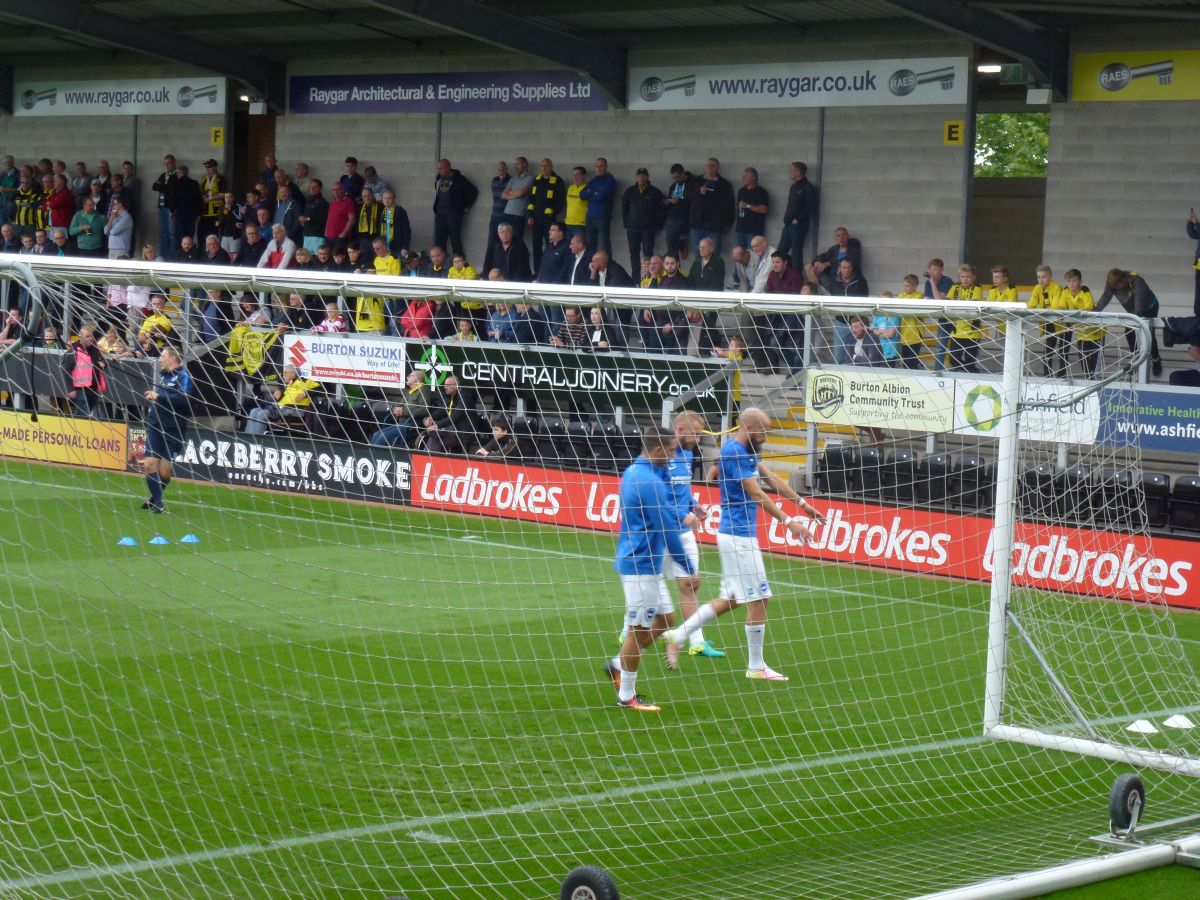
(0, 255, 1198, 899)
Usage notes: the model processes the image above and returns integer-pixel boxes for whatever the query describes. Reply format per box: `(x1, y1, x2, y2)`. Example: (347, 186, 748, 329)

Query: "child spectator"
(1063, 269, 1104, 379)
(896, 274, 926, 369)
(947, 264, 984, 372)
(311, 301, 348, 333)
(870, 291, 900, 366)
(476, 416, 519, 459)
(1027, 264, 1067, 377)
(452, 318, 478, 342)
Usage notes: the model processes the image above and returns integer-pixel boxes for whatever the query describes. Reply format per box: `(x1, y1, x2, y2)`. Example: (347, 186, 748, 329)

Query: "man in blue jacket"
(141, 347, 192, 514)
(610, 424, 696, 712)
(579, 157, 617, 256)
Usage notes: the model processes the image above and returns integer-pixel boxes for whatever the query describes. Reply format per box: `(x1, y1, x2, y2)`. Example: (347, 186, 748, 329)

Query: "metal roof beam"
(365, 0, 628, 106)
(0, 0, 287, 111)
(145, 6, 383, 32)
(885, 0, 1069, 98)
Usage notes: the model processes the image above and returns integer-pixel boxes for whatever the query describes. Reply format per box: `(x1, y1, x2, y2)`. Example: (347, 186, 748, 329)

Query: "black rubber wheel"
(1109, 773, 1146, 829)
(560, 866, 620, 900)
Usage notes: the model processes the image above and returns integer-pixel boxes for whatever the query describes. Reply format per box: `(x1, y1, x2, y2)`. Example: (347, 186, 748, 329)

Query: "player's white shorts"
(717, 532, 771, 603)
(663, 530, 701, 580)
(621, 574, 675, 629)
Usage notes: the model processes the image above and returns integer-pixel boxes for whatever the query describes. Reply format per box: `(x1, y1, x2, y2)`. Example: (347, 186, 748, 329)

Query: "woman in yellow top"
(896, 273, 926, 369)
(1062, 268, 1104, 379)
(947, 264, 984, 372)
(1026, 264, 1071, 377)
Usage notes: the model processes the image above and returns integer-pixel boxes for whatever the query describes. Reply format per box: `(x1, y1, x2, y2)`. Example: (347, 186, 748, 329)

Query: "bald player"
(666, 408, 825, 681)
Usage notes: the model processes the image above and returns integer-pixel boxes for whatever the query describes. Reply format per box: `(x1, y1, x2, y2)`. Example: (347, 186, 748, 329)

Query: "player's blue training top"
(666, 444, 699, 533)
(614, 456, 696, 576)
(146, 366, 192, 437)
(718, 437, 759, 538)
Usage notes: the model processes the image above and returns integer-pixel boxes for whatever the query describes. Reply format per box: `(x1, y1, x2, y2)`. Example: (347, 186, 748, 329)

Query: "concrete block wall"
(967, 177, 1046, 283)
(1041, 24, 1200, 316)
(819, 104, 968, 292)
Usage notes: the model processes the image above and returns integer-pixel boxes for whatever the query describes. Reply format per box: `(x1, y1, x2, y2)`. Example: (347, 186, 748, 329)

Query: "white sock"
(618, 669, 637, 703)
(689, 627, 706, 648)
(746, 624, 765, 670)
(610, 654, 621, 672)
(674, 604, 718, 644)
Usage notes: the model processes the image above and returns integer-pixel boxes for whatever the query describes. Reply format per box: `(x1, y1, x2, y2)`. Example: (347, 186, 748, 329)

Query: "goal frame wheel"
(1109, 773, 1146, 836)
(560, 865, 619, 900)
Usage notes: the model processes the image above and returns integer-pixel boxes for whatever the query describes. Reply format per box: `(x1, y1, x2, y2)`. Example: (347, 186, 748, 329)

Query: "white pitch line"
(8, 697, 1200, 892)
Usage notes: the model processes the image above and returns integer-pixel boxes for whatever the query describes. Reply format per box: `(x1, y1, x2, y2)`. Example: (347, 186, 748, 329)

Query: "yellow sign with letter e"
(943, 120, 964, 145)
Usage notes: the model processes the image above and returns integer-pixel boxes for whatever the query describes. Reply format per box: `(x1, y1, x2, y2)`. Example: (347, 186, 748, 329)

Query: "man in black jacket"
(621, 167, 664, 276)
(151, 154, 179, 260)
(778, 161, 816, 271)
(688, 157, 735, 257)
(422, 376, 478, 454)
(299, 179, 329, 253)
(173, 166, 203, 252)
(491, 222, 531, 282)
(433, 158, 478, 258)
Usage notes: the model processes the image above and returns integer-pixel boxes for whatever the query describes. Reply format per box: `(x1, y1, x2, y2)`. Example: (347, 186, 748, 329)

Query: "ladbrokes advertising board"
(409, 454, 1200, 609)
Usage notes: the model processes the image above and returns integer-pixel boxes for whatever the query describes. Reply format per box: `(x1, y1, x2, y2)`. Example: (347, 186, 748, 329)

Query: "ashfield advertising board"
(289, 70, 608, 114)
(1096, 386, 1200, 452)
(0, 410, 127, 471)
(628, 57, 968, 110)
(13, 78, 226, 116)
(173, 429, 410, 505)
(409, 454, 1200, 609)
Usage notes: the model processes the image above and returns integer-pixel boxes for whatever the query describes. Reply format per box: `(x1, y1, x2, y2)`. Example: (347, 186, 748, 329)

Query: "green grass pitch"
(0, 458, 1198, 898)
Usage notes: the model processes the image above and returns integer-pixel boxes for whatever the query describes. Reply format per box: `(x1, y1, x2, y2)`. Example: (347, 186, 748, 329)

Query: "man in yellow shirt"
(245, 365, 320, 433)
(137, 295, 174, 355)
(565, 166, 588, 239)
(355, 271, 387, 334)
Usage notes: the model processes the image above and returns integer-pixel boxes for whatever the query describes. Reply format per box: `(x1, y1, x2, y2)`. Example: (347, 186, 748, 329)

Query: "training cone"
(180, 534, 201, 544)
(117, 536, 138, 547)
(148, 535, 171, 545)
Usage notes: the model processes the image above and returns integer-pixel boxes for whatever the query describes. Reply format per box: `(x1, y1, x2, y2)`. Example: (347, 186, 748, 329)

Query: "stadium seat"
(1169, 475, 1200, 531)
(1143, 472, 1171, 530)
(882, 449, 917, 503)
(1094, 468, 1142, 531)
(1059, 466, 1092, 525)
(1019, 462, 1056, 520)
(950, 455, 986, 511)
(854, 446, 883, 499)
(816, 443, 856, 495)
(566, 420, 597, 468)
(593, 421, 622, 473)
(617, 422, 643, 466)
(538, 416, 568, 463)
(914, 453, 951, 507)
(511, 417, 539, 460)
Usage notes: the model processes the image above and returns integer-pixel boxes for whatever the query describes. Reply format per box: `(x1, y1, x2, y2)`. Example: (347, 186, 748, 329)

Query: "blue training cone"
(117, 536, 138, 547)
(180, 534, 201, 544)
(149, 535, 171, 545)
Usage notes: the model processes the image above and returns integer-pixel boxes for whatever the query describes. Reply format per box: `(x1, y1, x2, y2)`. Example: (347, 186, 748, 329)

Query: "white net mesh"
(0, 256, 1196, 899)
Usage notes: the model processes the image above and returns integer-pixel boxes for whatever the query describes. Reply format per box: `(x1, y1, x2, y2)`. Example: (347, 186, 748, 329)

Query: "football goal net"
(0, 255, 1197, 899)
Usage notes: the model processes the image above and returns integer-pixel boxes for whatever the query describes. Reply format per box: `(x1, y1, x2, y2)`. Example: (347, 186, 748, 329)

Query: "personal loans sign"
(290, 71, 607, 114)
(14, 78, 226, 116)
(629, 57, 968, 110)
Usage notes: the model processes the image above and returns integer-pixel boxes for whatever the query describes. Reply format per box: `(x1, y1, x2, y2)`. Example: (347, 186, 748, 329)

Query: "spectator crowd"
(1, 147, 1197, 430)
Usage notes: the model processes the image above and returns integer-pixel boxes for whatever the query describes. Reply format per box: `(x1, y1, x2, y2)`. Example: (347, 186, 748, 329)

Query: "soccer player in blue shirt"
(140, 347, 192, 514)
(667, 408, 825, 681)
(611, 424, 697, 712)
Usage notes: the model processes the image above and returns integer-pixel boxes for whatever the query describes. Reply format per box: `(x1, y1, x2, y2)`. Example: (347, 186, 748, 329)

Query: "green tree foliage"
(974, 112, 1049, 177)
